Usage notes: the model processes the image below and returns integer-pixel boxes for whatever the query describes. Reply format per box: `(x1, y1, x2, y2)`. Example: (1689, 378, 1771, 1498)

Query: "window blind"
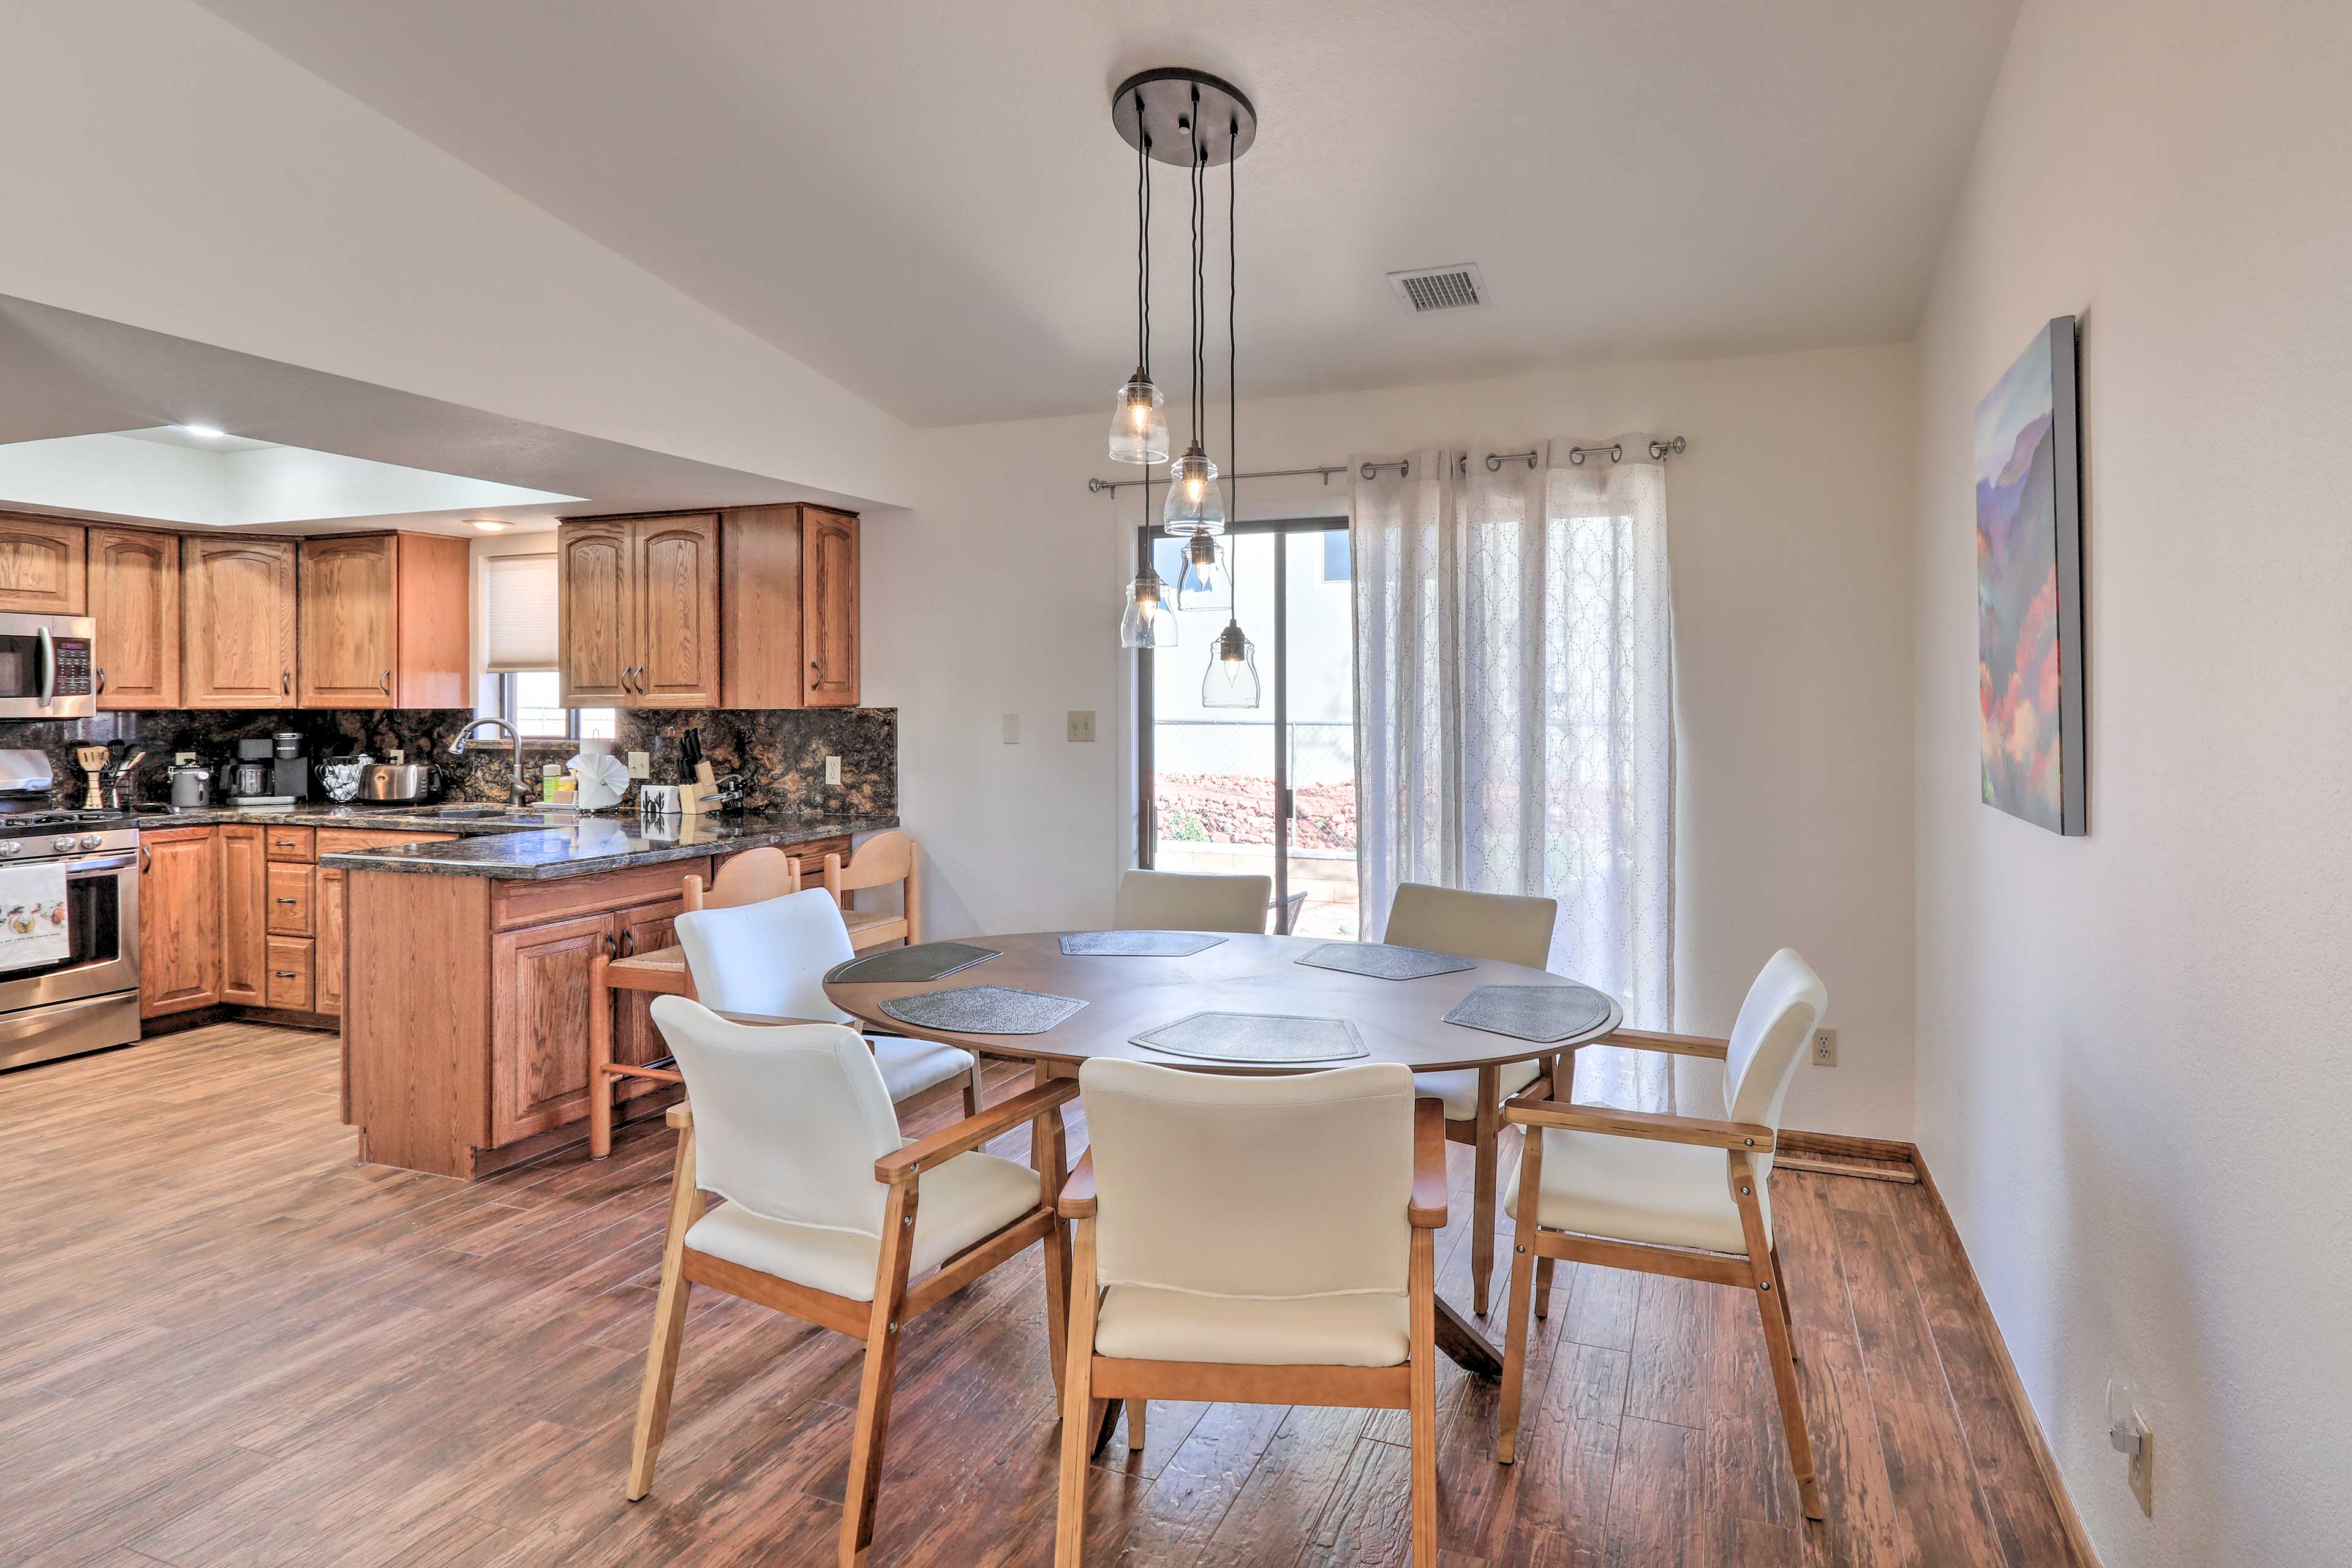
(481, 552, 559, 672)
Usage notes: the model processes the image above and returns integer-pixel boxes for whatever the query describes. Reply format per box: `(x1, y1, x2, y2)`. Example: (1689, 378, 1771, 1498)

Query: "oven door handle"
(66, 853, 138, 876)
(36, 625, 55, 707)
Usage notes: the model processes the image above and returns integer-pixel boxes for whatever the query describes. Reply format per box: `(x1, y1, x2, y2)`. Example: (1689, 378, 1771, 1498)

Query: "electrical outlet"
(627, 750, 650, 780)
(1001, 714, 1020, 745)
(1067, 710, 1096, 742)
(2108, 1380, 2153, 1515)
(824, 755, 842, 786)
(1811, 1027, 1838, 1066)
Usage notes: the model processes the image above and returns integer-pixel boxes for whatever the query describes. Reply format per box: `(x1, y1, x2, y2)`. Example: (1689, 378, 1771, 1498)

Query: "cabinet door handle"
(274, 897, 298, 905)
(282, 669, 292, 695)
(140, 843, 151, 873)
(381, 669, 391, 693)
(273, 971, 298, 979)
(96, 667, 105, 695)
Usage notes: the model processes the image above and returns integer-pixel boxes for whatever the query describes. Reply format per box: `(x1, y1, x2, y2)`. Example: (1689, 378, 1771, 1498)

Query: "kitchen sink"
(420, 805, 510, 818)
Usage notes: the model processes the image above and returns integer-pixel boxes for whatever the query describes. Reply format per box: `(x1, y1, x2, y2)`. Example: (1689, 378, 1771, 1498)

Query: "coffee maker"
(224, 738, 277, 803)
(271, 731, 309, 804)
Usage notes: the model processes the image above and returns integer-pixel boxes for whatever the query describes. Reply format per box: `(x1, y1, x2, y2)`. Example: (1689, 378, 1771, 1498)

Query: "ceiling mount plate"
(1112, 68, 1257, 167)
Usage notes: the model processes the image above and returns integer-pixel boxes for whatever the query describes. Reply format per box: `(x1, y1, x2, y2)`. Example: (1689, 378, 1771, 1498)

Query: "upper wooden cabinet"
(297, 532, 469, 709)
(560, 505, 858, 710)
(0, 514, 88, 615)
(88, 527, 181, 709)
(182, 537, 298, 708)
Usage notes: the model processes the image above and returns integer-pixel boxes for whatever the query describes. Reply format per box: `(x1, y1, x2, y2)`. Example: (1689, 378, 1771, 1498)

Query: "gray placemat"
(1060, 930, 1229, 957)
(1131, 1011, 1370, 1063)
(1295, 941, 1476, 981)
(879, 984, 1086, 1035)
(1442, 984, 1615, 1044)
(826, 941, 1000, 985)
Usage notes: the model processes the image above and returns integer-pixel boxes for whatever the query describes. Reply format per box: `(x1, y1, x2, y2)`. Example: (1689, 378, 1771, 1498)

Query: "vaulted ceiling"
(202, 0, 2019, 429)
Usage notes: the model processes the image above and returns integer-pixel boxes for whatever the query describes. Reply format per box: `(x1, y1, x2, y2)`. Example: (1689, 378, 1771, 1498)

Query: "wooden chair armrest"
(711, 1010, 845, 1029)
(874, 1079, 1080, 1185)
(1059, 1149, 1096, 1218)
(665, 1104, 693, 1131)
(1409, 1098, 1448, 1229)
(1503, 1095, 1774, 1152)
(1598, 1028, 1730, 1060)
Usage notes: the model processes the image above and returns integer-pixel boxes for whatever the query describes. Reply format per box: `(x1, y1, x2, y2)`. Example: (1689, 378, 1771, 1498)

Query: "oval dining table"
(820, 930, 1624, 1380)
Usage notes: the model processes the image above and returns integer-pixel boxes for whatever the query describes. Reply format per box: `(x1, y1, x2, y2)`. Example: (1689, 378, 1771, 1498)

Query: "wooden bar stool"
(587, 846, 805, 1159)
(822, 830, 922, 951)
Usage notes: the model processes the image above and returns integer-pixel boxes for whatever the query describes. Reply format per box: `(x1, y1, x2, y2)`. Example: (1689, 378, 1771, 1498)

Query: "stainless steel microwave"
(0, 612, 97, 719)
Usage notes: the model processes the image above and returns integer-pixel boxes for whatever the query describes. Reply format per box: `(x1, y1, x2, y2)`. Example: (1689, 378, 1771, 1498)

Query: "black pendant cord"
(1135, 92, 1150, 375)
(1227, 116, 1238, 530)
(1188, 92, 1207, 450)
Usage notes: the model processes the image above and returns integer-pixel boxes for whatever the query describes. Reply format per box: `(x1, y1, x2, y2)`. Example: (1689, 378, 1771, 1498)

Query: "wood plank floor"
(0, 1023, 2078, 1568)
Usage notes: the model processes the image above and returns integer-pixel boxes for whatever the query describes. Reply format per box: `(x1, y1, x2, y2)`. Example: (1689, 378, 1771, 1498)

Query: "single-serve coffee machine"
(271, 731, 309, 803)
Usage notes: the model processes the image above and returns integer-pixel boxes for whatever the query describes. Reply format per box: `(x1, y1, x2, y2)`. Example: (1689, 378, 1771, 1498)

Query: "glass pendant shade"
(1163, 443, 1227, 534)
(1118, 569, 1177, 649)
(1200, 619, 1261, 708)
(1107, 371, 1170, 464)
(1172, 533, 1232, 610)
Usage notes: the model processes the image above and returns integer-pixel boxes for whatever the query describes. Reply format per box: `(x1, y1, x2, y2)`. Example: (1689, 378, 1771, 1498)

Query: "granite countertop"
(314, 810, 896, 881)
(128, 804, 552, 834)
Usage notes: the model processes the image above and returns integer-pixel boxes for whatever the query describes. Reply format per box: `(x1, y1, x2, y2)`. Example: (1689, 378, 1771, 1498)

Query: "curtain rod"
(1084, 437, 1685, 495)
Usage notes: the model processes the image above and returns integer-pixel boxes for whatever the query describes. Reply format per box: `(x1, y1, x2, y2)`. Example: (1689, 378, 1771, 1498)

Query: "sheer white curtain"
(1351, 439, 1678, 1110)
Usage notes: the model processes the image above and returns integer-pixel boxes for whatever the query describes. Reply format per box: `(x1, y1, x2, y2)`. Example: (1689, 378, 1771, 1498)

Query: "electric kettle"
(167, 761, 212, 809)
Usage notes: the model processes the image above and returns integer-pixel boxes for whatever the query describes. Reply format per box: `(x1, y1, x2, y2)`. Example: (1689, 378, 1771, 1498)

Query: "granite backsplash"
(1, 707, 897, 816)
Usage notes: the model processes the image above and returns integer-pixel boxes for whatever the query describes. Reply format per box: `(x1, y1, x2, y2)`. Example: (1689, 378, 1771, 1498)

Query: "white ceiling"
(198, 0, 2021, 429)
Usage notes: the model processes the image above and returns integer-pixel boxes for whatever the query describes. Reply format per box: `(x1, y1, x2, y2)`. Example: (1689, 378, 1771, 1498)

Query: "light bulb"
(1163, 443, 1226, 533)
(1107, 372, 1170, 464)
(1172, 533, 1231, 609)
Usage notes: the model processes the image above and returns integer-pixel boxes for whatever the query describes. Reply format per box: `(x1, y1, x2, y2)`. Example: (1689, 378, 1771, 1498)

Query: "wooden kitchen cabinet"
(138, 827, 219, 1017)
(0, 514, 88, 615)
(88, 527, 180, 709)
(800, 507, 860, 705)
(265, 861, 314, 936)
(183, 537, 298, 708)
(297, 532, 470, 709)
(559, 506, 858, 710)
(488, 911, 611, 1145)
(315, 867, 346, 1016)
(217, 824, 269, 1005)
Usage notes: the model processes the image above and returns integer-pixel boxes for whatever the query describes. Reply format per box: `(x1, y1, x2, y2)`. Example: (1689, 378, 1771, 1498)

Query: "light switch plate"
(387, 748, 405, 765)
(1002, 714, 1020, 745)
(825, 755, 842, 786)
(627, 750, 650, 779)
(1066, 710, 1096, 742)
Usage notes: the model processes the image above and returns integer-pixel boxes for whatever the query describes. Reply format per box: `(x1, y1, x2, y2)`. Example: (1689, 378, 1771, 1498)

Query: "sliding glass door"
(1137, 518, 1357, 936)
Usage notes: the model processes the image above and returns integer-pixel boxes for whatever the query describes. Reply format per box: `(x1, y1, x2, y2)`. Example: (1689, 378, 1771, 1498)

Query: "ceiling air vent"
(1388, 264, 1487, 314)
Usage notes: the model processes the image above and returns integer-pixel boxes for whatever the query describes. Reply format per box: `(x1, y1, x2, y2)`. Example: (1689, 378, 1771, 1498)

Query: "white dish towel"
(0, 861, 70, 972)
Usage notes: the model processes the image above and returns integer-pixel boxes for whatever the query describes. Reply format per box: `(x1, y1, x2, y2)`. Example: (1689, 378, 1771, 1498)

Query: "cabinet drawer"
(266, 861, 314, 936)
(314, 827, 460, 857)
(266, 936, 314, 1010)
(491, 857, 710, 931)
(265, 826, 316, 862)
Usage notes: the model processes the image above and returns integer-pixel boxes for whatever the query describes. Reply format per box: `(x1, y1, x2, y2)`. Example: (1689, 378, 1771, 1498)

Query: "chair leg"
(1771, 1240, 1797, 1339)
(1055, 1219, 1101, 1567)
(589, 955, 616, 1161)
(1496, 1126, 1544, 1464)
(1125, 1399, 1147, 1452)
(841, 1184, 919, 1567)
(1534, 1256, 1556, 1319)
(1472, 1065, 1500, 1316)
(1408, 1226, 1439, 1567)
(1732, 1155, 1822, 1521)
(626, 1120, 702, 1499)
(1038, 1102, 1071, 1399)
(962, 1060, 984, 1120)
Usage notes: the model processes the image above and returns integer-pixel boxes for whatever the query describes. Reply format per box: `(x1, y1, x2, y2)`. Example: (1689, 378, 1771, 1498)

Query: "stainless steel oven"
(0, 753, 141, 1070)
(0, 611, 97, 719)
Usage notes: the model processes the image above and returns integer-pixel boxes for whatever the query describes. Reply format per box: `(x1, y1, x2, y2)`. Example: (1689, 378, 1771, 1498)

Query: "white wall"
(870, 342, 1919, 1136)
(1910, 1, 2352, 1562)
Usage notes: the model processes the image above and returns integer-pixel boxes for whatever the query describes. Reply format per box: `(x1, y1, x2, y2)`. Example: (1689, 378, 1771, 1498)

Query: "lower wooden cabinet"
(266, 937, 314, 1011)
(315, 867, 346, 1016)
(139, 827, 221, 1017)
(218, 824, 269, 1006)
(489, 911, 611, 1147)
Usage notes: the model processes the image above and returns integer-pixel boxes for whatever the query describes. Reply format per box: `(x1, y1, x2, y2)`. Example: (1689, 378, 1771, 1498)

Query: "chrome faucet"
(447, 718, 532, 807)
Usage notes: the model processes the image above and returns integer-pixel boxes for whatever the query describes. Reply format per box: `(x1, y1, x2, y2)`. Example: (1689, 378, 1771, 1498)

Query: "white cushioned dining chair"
(627, 999, 1077, 1567)
(1052, 1059, 1447, 1567)
(1113, 867, 1273, 933)
(1384, 881, 1561, 1315)
(1496, 948, 1830, 1520)
(671, 886, 984, 1120)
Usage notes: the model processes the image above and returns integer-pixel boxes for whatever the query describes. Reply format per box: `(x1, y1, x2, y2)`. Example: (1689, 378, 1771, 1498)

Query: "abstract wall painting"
(1975, 315, 2086, 835)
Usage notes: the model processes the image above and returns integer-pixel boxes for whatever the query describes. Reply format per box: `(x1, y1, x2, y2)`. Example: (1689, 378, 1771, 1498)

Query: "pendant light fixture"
(1164, 96, 1225, 534)
(1170, 530, 1232, 610)
(1118, 473, 1178, 649)
(1107, 86, 1169, 465)
(1200, 123, 1260, 709)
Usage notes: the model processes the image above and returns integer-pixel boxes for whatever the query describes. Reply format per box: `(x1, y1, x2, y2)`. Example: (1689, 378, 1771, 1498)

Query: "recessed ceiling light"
(469, 518, 509, 532)
(179, 423, 228, 439)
